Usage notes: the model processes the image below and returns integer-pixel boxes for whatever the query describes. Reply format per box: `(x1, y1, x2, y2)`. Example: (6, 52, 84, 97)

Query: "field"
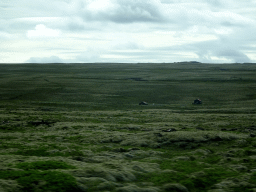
(0, 63, 256, 192)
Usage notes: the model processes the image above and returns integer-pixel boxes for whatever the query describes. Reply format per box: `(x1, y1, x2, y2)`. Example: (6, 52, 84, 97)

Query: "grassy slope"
(0, 63, 256, 192)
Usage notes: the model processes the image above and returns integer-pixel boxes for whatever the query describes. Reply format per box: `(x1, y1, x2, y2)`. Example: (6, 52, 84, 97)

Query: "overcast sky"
(1, 0, 256, 63)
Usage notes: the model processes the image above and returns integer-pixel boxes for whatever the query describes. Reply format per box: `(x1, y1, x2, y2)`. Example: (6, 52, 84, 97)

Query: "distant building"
(139, 101, 148, 105)
(193, 99, 202, 104)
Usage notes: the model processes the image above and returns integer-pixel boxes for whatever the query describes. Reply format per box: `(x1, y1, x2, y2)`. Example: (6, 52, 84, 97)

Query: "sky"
(1, 0, 256, 63)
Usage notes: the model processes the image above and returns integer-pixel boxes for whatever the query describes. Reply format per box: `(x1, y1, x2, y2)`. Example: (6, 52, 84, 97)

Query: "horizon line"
(0, 62, 255, 65)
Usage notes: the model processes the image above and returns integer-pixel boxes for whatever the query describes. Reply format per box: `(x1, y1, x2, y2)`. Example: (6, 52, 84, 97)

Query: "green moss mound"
(0, 170, 82, 192)
(16, 160, 76, 170)
(0, 161, 79, 191)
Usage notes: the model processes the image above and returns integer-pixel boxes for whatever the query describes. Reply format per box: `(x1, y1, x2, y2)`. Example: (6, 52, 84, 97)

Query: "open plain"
(0, 63, 256, 192)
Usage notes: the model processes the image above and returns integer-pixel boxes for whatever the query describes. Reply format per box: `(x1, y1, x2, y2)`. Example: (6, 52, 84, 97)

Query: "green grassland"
(0, 63, 256, 192)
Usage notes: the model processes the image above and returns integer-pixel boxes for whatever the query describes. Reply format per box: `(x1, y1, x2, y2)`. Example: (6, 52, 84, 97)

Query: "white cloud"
(27, 24, 61, 38)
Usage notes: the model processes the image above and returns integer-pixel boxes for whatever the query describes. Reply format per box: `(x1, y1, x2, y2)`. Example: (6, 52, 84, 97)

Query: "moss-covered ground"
(0, 63, 256, 191)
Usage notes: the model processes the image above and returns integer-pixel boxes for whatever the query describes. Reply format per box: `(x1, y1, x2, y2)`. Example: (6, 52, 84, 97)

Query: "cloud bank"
(26, 56, 63, 63)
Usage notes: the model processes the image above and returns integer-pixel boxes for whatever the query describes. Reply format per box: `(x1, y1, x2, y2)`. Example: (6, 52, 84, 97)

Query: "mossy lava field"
(0, 63, 256, 192)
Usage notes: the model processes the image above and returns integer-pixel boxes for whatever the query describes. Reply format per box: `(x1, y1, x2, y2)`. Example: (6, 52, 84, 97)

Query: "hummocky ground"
(0, 63, 256, 192)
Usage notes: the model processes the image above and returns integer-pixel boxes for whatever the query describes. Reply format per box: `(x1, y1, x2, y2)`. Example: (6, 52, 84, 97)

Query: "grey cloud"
(26, 56, 63, 63)
(187, 39, 251, 63)
(145, 35, 252, 63)
(110, 0, 163, 23)
(78, 0, 164, 23)
(3, 0, 251, 34)
(195, 49, 251, 63)
(215, 49, 251, 63)
(53, 0, 165, 31)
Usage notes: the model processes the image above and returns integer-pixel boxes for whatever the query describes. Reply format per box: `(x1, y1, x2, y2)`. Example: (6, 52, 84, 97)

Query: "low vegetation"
(0, 63, 256, 191)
